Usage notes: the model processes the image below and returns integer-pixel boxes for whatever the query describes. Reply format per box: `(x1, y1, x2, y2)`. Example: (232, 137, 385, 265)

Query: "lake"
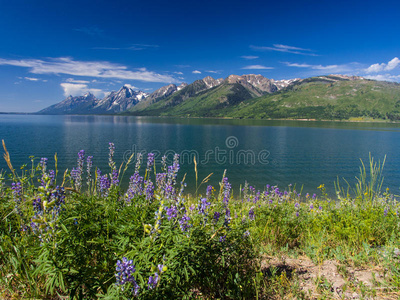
(1, 114, 399, 197)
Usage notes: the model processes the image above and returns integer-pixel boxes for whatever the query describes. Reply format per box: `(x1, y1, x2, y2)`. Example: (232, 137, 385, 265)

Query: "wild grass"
(0, 141, 399, 299)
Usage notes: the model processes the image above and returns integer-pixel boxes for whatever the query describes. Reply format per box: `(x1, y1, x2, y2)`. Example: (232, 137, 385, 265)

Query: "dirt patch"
(261, 255, 394, 299)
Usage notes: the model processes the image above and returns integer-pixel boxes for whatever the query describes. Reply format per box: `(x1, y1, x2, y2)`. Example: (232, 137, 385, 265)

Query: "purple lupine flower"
(115, 257, 137, 288)
(133, 281, 140, 296)
(206, 185, 213, 200)
(179, 181, 187, 197)
(384, 209, 388, 216)
(243, 181, 249, 198)
(157, 265, 163, 273)
(219, 235, 226, 242)
(156, 173, 167, 193)
(244, 230, 250, 237)
(71, 168, 79, 181)
(33, 197, 42, 212)
(30, 186, 65, 240)
(77, 150, 85, 169)
(164, 184, 175, 199)
(97, 170, 110, 197)
(248, 207, 255, 220)
(108, 142, 115, 170)
(254, 191, 260, 204)
(225, 208, 231, 219)
(296, 211, 299, 217)
(134, 152, 143, 173)
(126, 172, 144, 201)
(144, 180, 154, 201)
(148, 273, 159, 289)
(39, 157, 52, 188)
(310, 204, 314, 210)
(71, 150, 85, 190)
(147, 153, 155, 172)
(214, 211, 221, 222)
(40, 157, 48, 172)
(312, 193, 317, 199)
(48, 170, 55, 186)
(161, 155, 167, 172)
(86, 155, 93, 186)
(167, 154, 180, 185)
(112, 169, 119, 186)
(295, 202, 299, 208)
(221, 177, 231, 205)
(198, 198, 211, 215)
(318, 206, 322, 211)
(11, 182, 22, 200)
(50, 186, 66, 207)
(166, 205, 177, 220)
(179, 214, 191, 232)
(266, 184, 270, 190)
(249, 186, 255, 193)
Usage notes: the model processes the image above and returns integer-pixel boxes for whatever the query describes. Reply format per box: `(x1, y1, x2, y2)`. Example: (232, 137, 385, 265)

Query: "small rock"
(394, 248, 400, 257)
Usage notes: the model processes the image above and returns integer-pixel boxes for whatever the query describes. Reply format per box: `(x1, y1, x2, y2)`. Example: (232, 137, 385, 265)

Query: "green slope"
(127, 76, 400, 121)
(226, 77, 400, 120)
(130, 82, 260, 117)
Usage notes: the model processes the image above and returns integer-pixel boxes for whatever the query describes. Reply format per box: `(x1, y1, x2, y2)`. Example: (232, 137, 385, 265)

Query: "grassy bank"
(1, 142, 399, 299)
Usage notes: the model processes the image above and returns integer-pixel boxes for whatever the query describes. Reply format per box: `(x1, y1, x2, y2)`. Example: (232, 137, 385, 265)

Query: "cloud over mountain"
(366, 57, 400, 73)
(0, 57, 177, 83)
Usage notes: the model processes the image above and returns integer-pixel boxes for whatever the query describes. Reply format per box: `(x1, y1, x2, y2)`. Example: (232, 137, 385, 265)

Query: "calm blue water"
(1, 114, 399, 196)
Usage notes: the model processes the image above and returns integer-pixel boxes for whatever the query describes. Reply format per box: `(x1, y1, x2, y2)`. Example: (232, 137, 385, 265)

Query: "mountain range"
(39, 85, 149, 114)
(38, 74, 400, 121)
(38, 74, 298, 115)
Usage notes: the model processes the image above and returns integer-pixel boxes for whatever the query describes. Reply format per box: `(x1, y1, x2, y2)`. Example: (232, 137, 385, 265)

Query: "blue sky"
(0, 0, 399, 112)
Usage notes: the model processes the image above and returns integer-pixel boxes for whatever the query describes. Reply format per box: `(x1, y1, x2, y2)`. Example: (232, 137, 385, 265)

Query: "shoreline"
(5, 112, 400, 125)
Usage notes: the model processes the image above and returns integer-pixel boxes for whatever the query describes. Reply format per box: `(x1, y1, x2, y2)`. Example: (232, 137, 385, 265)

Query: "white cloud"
(364, 74, 400, 82)
(250, 44, 317, 56)
(123, 83, 138, 90)
(241, 56, 259, 60)
(19, 76, 47, 82)
(0, 57, 177, 83)
(366, 63, 385, 73)
(242, 65, 274, 70)
(66, 78, 90, 84)
(60, 83, 105, 98)
(366, 57, 400, 73)
(386, 57, 400, 71)
(24, 77, 39, 81)
(206, 70, 220, 74)
(283, 62, 339, 70)
(174, 71, 183, 75)
(283, 61, 358, 74)
(192, 70, 201, 74)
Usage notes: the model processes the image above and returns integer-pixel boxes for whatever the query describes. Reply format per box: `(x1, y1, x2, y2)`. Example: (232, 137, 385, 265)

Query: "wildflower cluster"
(97, 169, 111, 197)
(71, 150, 85, 191)
(115, 257, 139, 294)
(109, 143, 119, 186)
(30, 185, 65, 242)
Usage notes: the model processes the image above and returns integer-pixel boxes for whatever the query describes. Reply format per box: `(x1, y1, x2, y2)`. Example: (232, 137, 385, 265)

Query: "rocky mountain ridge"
(39, 74, 372, 116)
